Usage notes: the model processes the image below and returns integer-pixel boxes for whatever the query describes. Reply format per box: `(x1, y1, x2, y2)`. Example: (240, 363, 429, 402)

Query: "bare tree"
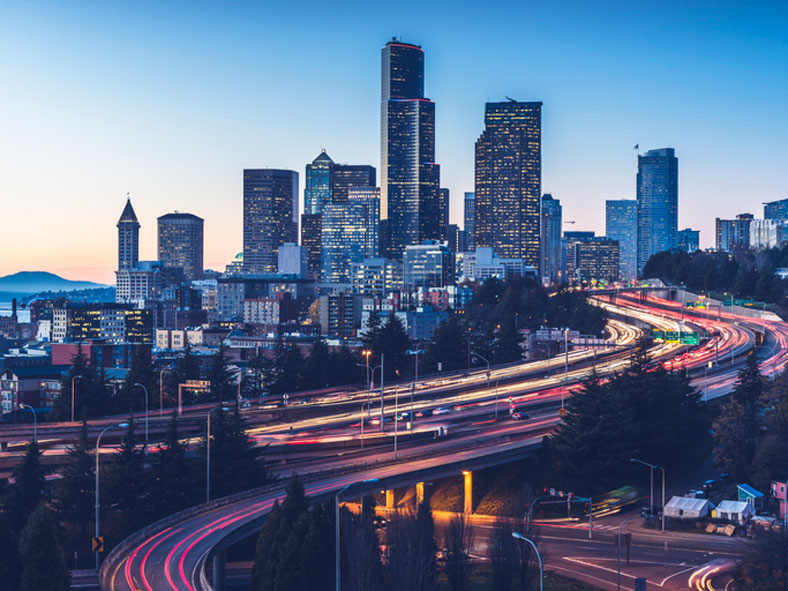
(445, 514, 473, 591)
(344, 497, 382, 591)
(386, 502, 436, 591)
(490, 518, 517, 591)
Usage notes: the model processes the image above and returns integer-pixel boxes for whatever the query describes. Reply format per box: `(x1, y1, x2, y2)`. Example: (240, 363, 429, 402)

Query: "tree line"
(249, 476, 543, 591)
(0, 406, 268, 590)
(643, 248, 788, 310)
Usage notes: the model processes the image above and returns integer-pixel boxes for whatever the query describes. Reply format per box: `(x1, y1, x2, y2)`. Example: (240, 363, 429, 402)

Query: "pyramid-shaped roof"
(312, 149, 333, 164)
(118, 198, 139, 224)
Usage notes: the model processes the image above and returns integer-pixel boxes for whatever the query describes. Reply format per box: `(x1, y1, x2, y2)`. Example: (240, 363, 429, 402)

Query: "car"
(511, 411, 530, 420)
(368, 417, 392, 426)
(395, 412, 411, 422)
(432, 407, 451, 416)
(702, 479, 717, 491)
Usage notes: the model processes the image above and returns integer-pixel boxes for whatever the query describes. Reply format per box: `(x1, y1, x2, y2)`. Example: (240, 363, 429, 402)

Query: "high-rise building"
(764, 198, 788, 220)
(677, 228, 700, 253)
(605, 199, 638, 280)
(636, 148, 678, 274)
(300, 214, 322, 279)
(402, 241, 454, 290)
(304, 150, 333, 215)
(117, 198, 140, 271)
(157, 212, 204, 281)
(715, 214, 753, 252)
(321, 189, 380, 284)
(540, 194, 562, 283)
(332, 165, 376, 203)
(750, 219, 788, 250)
(474, 101, 542, 268)
(463, 192, 475, 250)
(572, 238, 620, 283)
(563, 231, 595, 282)
(380, 39, 440, 258)
(438, 188, 450, 241)
(243, 169, 298, 275)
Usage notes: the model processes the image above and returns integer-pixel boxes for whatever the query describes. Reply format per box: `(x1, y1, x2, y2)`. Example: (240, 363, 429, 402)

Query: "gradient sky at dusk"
(1, 0, 786, 284)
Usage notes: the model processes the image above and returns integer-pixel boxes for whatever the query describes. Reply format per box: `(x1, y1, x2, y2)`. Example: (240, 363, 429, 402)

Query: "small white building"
(714, 500, 755, 525)
(664, 496, 715, 520)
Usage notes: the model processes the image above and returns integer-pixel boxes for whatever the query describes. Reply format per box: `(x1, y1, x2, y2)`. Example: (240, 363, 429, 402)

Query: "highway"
(90, 291, 784, 590)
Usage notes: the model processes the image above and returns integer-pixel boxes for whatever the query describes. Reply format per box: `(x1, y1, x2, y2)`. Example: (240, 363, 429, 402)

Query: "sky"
(1, 0, 786, 284)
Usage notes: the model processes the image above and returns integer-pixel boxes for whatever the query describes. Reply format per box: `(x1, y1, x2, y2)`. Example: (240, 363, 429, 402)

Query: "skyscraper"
(380, 39, 440, 258)
(764, 198, 788, 220)
(117, 197, 140, 271)
(157, 212, 204, 281)
(636, 148, 678, 274)
(463, 192, 475, 250)
(715, 214, 753, 252)
(304, 150, 333, 215)
(243, 169, 298, 275)
(300, 213, 322, 279)
(474, 100, 542, 267)
(605, 199, 637, 280)
(332, 164, 376, 203)
(540, 194, 562, 283)
(321, 188, 380, 283)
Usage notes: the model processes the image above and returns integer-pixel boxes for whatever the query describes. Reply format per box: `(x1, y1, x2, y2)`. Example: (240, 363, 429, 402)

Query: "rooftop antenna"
(505, 96, 516, 102)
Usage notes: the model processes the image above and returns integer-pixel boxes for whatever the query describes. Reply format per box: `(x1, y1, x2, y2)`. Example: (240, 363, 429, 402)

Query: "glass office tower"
(474, 101, 542, 267)
(157, 212, 204, 281)
(605, 199, 637, 281)
(463, 192, 475, 251)
(540, 194, 562, 283)
(380, 39, 440, 258)
(636, 148, 678, 274)
(243, 169, 298, 275)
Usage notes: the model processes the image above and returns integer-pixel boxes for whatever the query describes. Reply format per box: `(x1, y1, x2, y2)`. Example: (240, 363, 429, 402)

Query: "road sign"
(665, 331, 679, 342)
(92, 536, 104, 553)
(652, 330, 665, 341)
(680, 331, 699, 345)
(558, 407, 567, 417)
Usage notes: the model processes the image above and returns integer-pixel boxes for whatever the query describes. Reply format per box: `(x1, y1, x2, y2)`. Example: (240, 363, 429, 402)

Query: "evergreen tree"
(714, 397, 759, 482)
(5, 441, 46, 533)
(364, 314, 410, 379)
(55, 420, 95, 536)
(54, 345, 111, 419)
(116, 346, 157, 414)
(266, 339, 306, 394)
(0, 514, 21, 591)
(492, 320, 523, 365)
(205, 406, 267, 499)
(734, 527, 788, 591)
(425, 315, 468, 373)
(330, 345, 362, 388)
(165, 343, 201, 406)
(18, 505, 69, 591)
(104, 419, 148, 535)
(304, 339, 332, 390)
(150, 412, 196, 519)
(207, 344, 238, 402)
(734, 352, 765, 408)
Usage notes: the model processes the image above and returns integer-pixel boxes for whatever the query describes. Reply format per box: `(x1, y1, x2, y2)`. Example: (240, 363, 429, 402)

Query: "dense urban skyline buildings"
(636, 148, 678, 274)
(540, 193, 562, 283)
(380, 40, 441, 259)
(474, 100, 542, 268)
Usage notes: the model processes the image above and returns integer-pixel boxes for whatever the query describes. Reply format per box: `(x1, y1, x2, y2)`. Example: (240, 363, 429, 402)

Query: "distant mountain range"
(0, 271, 108, 295)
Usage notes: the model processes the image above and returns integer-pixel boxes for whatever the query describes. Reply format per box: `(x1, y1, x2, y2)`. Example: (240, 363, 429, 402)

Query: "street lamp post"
(71, 375, 82, 423)
(512, 533, 543, 591)
(206, 406, 230, 503)
(406, 349, 424, 431)
(362, 350, 372, 409)
(20, 403, 36, 443)
(95, 422, 128, 570)
(134, 383, 150, 443)
(656, 465, 666, 534)
(336, 478, 378, 591)
(630, 458, 654, 516)
(159, 367, 172, 416)
(616, 515, 639, 591)
(369, 360, 383, 424)
(471, 352, 493, 418)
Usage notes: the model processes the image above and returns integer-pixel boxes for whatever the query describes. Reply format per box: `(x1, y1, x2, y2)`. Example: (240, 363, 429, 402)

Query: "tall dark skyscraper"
(540, 194, 562, 283)
(157, 212, 204, 281)
(474, 100, 542, 267)
(117, 197, 140, 271)
(463, 192, 475, 250)
(304, 150, 333, 215)
(636, 148, 678, 274)
(332, 164, 376, 203)
(380, 39, 440, 258)
(300, 213, 322, 279)
(606, 199, 637, 280)
(243, 169, 298, 275)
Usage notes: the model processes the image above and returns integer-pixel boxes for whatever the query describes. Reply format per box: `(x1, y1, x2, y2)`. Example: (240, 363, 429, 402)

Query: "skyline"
(1, 1, 787, 283)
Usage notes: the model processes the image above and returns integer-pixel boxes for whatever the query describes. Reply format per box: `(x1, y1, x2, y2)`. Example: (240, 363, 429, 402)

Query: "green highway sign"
(665, 331, 679, 342)
(652, 330, 665, 340)
(680, 332, 699, 345)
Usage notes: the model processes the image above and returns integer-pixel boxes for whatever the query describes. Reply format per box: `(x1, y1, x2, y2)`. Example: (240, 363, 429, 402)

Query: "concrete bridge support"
(212, 550, 226, 591)
(386, 489, 395, 511)
(463, 471, 473, 515)
(416, 481, 425, 506)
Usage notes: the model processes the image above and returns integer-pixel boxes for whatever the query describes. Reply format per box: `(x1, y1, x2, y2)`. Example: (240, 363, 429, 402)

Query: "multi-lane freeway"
(75, 290, 788, 590)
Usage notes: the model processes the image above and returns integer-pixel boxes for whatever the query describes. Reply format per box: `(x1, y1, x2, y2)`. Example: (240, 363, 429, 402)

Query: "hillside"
(0, 271, 108, 294)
